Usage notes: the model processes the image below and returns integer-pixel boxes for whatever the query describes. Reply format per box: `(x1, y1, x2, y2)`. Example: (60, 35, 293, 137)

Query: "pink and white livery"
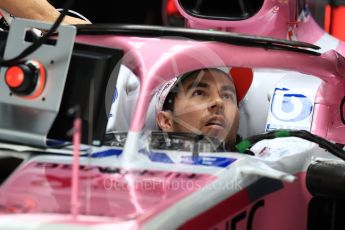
(173, 0, 345, 138)
(0, 1, 344, 230)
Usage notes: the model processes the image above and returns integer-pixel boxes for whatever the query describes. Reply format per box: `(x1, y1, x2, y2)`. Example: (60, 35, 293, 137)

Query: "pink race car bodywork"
(174, 0, 345, 55)
(1, 24, 342, 229)
(0, 1, 344, 228)
(75, 33, 345, 144)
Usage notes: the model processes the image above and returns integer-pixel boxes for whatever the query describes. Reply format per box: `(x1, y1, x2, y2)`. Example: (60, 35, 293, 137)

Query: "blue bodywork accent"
(181, 156, 236, 168)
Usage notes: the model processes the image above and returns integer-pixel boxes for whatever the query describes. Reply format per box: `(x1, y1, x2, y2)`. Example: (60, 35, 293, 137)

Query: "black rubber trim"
(76, 24, 321, 56)
(340, 96, 345, 125)
(177, 0, 264, 21)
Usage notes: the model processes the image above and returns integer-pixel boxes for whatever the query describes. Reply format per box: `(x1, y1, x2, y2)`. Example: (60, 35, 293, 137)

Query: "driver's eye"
(222, 92, 236, 101)
(192, 89, 206, 97)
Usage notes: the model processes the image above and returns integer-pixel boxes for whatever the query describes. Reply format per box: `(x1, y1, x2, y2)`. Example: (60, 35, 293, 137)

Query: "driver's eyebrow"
(185, 82, 209, 91)
(221, 84, 236, 93)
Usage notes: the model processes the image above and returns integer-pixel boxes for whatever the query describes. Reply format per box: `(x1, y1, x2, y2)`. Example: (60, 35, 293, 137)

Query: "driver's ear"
(157, 111, 174, 132)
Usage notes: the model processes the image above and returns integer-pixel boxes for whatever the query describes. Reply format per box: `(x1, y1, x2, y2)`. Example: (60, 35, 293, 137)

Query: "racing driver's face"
(157, 69, 239, 146)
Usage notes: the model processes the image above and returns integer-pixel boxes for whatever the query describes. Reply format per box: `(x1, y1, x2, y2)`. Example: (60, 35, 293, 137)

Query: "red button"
(5, 66, 24, 88)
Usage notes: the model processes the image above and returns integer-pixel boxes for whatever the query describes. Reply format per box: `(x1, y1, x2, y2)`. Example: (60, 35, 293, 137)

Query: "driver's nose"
(208, 94, 224, 113)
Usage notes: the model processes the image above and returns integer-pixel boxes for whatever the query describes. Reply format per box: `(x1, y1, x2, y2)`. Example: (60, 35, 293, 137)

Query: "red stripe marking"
(166, 0, 179, 15)
(179, 189, 250, 229)
(324, 5, 331, 33)
(329, 6, 345, 41)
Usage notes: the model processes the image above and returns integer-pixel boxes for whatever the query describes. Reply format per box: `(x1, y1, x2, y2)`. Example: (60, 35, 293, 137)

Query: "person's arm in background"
(0, 0, 89, 24)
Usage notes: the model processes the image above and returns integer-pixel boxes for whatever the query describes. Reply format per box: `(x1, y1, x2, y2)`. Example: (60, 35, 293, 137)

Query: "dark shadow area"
(308, 197, 345, 230)
(0, 157, 23, 184)
(49, 1, 163, 25)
